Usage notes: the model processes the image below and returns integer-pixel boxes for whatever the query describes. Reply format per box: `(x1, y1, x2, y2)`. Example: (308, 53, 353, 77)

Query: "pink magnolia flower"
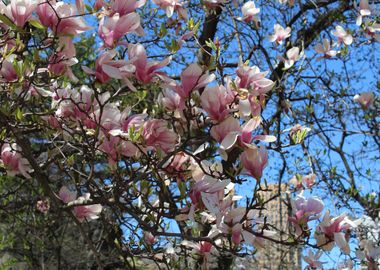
(364, 22, 380, 42)
(200, 84, 235, 122)
(315, 39, 338, 60)
(99, 13, 143, 48)
(142, 119, 177, 153)
(72, 193, 103, 222)
(37, 1, 90, 35)
(110, 0, 146, 16)
(48, 37, 78, 82)
(332, 25, 353, 46)
(354, 92, 375, 109)
(94, 0, 104, 10)
(278, 47, 302, 70)
(356, 0, 373, 26)
(143, 231, 156, 245)
(176, 63, 215, 98)
(315, 211, 358, 254)
(240, 145, 268, 180)
(7, 0, 37, 28)
(268, 24, 291, 45)
(210, 116, 241, 144)
(152, 0, 187, 19)
(59, 186, 77, 204)
(220, 117, 276, 151)
(158, 88, 185, 115)
(128, 43, 171, 83)
(162, 151, 190, 176)
(236, 64, 274, 96)
(289, 195, 324, 236)
(237, 1, 260, 25)
(48, 51, 78, 82)
(0, 55, 18, 82)
(303, 250, 325, 269)
(302, 173, 316, 189)
(59, 186, 103, 222)
(1, 143, 31, 178)
(82, 50, 135, 83)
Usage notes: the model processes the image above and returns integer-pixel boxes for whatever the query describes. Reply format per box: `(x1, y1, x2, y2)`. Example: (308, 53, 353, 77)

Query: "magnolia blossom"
(128, 43, 171, 84)
(99, 13, 143, 47)
(152, 0, 187, 19)
(237, 1, 260, 25)
(6, 0, 37, 27)
(210, 116, 241, 144)
(1, 143, 31, 178)
(278, 47, 302, 70)
(289, 195, 324, 236)
(315, 211, 358, 254)
(219, 117, 276, 152)
(109, 0, 146, 16)
(58, 186, 102, 222)
(356, 0, 373, 26)
(82, 50, 135, 83)
(0, 55, 18, 82)
(268, 24, 291, 45)
(175, 63, 215, 98)
(315, 39, 338, 60)
(142, 119, 177, 153)
(354, 92, 375, 109)
(158, 88, 185, 116)
(200, 84, 235, 122)
(364, 22, 380, 42)
(37, 1, 90, 35)
(302, 173, 316, 189)
(143, 231, 156, 245)
(240, 146, 268, 180)
(303, 250, 325, 269)
(332, 25, 353, 46)
(236, 64, 274, 96)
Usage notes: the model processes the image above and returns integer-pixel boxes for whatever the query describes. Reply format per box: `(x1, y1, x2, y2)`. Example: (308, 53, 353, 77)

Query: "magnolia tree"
(0, 0, 379, 269)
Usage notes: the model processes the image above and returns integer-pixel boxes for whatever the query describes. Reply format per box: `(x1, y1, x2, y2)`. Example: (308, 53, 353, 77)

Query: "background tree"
(0, 0, 379, 269)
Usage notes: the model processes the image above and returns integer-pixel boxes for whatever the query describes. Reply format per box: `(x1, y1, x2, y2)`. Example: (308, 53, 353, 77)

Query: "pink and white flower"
(268, 24, 291, 45)
(59, 186, 103, 222)
(240, 145, 268, 180)
(175, 63, 215, 98)
(152, 0, 187, 19)
(99, 13, 143, 48)
(332, 25, 353, 46)
(354, 92, 375, 109)
(314, 39, 338, 60)
(303, 250, 325, 269)
(7, 0, 37, 28)
(315, 211, 358, 254)
(356, 0, 373, 26)
(200, 84, 235, 122)
(37, 1, 90, 35)
(278, 47, 302, 70)
(237, 1, 260, 25)
(289, 195, 324, 236)
(1, 143, 32, 178)
(128, 43, 171, 84)
(142, 119, 177, 153)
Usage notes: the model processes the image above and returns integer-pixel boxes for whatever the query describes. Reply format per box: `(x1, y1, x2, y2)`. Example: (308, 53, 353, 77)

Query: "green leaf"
(0, 14, 16, 29)
(29, 20, 45, 29)
(15, 108, 23, 121)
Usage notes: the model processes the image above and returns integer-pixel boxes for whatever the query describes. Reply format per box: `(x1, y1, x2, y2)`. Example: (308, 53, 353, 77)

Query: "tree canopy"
(0, 0, 379, 269)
